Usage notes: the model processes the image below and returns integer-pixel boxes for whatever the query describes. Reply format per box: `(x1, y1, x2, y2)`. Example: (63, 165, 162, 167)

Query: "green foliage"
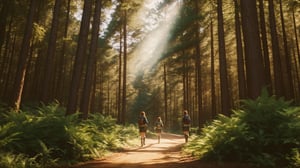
(184, 92, 300, 167)
(0, 152, 42, 168)
(0, 102, 138, 168)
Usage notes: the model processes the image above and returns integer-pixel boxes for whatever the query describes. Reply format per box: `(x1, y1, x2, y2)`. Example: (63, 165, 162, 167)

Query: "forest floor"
(71, 133, 251, 168)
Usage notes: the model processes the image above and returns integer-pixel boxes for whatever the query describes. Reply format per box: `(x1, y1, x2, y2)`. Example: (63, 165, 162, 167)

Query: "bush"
(0, 102, 138, 168)
(184, 90, 300, 167)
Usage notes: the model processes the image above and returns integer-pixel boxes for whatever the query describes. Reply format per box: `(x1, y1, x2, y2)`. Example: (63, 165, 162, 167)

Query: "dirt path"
(72, 133, 250, 168)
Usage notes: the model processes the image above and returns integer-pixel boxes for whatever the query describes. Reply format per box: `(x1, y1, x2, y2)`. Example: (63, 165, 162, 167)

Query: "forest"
(0, 0, 300, 167)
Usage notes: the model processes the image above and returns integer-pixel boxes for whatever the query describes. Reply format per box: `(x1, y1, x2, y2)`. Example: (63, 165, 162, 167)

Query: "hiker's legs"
(183, 131, 189, 142)
(157, 132, 161, 143)
(140, 132, 146, 146)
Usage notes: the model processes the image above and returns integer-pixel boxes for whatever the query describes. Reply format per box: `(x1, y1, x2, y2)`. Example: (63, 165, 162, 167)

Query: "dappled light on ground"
(72, 133, 252, 168)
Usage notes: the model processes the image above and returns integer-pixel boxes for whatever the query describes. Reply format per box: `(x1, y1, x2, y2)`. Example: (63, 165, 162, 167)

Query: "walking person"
(138, 111, 149, 147)
(182, 110, 191, 143)
(154, 116, 164, 144)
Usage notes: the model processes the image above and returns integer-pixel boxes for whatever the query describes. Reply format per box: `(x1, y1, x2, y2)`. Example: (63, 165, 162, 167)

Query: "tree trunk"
(279, 0, 294, 100)
(0, 0, 11, 53)
(117, 26, 123, 124)
(121, 5, 127, 124)
(163, 63, 168, 129)
(292, 6, 300, 67)
(2, 32, 15, 100)
(90, 68, 97, 113)
(210, 18, 217, 119)
(240, 0, 266, 99)
(10, 0, 37, 111)
(233, 0, 247, 100)
(42, 0, 62, 103)
(193, 0, 203, 127)
(217, 0, 231, 115)
(183, 51, 188, 110)
(292, 5, 300, 103)
(0, 16, 13, 100)
(268, 0, 284, 97)
(80, 0, 102, 119)
(56, 0, 71, 104)
(66, 0, 92, 115)
(258, 0, 272, 94)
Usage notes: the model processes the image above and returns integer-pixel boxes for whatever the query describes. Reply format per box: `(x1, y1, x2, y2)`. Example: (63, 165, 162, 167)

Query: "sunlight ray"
(129, 0, 182, 76)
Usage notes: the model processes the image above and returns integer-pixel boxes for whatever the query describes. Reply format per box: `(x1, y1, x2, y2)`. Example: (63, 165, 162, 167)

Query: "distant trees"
(0, 0, 299, 129)
(10, 0, 37, 111)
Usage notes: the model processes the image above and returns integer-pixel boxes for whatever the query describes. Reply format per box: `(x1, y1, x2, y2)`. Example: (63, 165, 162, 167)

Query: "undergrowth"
(184, 90, 300, 168)
(0, 102, 139, 168)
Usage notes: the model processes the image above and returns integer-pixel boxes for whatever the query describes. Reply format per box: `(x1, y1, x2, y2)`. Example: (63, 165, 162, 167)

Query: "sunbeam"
(129, 0, 182, 76)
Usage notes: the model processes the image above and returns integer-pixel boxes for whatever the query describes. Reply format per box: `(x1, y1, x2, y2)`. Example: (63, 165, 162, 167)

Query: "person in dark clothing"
(154, 116, 164, 144)
(138, 111, 149, 147)
(182, 110, 191, 142)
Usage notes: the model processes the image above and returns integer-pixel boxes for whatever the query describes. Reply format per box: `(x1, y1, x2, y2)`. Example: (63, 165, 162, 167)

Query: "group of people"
(138, 110, 191, 147)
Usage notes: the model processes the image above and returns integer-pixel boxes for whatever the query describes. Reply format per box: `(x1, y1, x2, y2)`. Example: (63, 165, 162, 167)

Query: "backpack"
(138, 116, 145, 125)
(183, 115, 191, 124)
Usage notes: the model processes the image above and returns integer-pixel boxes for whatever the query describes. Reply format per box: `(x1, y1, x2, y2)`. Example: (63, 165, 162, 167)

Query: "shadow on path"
(71, 133, 252, 168)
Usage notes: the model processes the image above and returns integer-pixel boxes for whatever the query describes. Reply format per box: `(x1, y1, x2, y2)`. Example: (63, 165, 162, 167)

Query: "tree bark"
(279, 0, 294, 100)
(117, 26, 123, 124)
(80, 0, 102, 119)
(66, 0, 92, 115)
(210, 17, 217, 119)
(42, 0, 62, 103)
(0, 0, 11, 53)
(240, 0, 266, 99)
(163, 64, 168, 129)
(258, 0, 272, 94)
(291, 6, 300, 66)
(193, 0, 203, 127)
(268, 0, 284, 97)
(56, 0, 71, 104)
(121, 4, 127, 124)
(10, 0, 37, 111)
(217, 0, 231, 115)
(233, 0, 247, 100)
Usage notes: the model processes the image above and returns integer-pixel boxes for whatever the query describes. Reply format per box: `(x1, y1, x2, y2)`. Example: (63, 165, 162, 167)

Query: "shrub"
(0, 102, 138, 168)
(184, 90, 300, 167)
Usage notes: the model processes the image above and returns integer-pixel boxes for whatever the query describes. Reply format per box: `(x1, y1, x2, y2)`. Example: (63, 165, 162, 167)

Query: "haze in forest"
(129, 0, 181, 76)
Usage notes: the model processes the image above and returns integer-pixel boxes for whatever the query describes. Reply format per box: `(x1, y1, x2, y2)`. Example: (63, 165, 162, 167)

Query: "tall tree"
(258, 0, 272, 94)
(279, 0, 294, 100)
(55, 0, 71, 103)
(80, 0, 102, 119)
(268, 0, 284, 97)
(210, 16, 217, 118)
(121, 0, 128, 124)
(194, 0, 203, 127)
(290, 1, 300, 66)
(66, 0, 93, 115)
(240, 0, 266, 99)
(217, 0, 231, 115)
(0, 0, 11, 55)
(42, 0, 62, 103)
(117, 25, 123, 124)
(233, 0, 247, 100)
(10, 0, 37, 111)
(163, 63, 168, 128)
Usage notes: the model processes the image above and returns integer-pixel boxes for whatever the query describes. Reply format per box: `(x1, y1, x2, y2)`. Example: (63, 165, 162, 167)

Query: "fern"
(184, 91, 300, 167)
